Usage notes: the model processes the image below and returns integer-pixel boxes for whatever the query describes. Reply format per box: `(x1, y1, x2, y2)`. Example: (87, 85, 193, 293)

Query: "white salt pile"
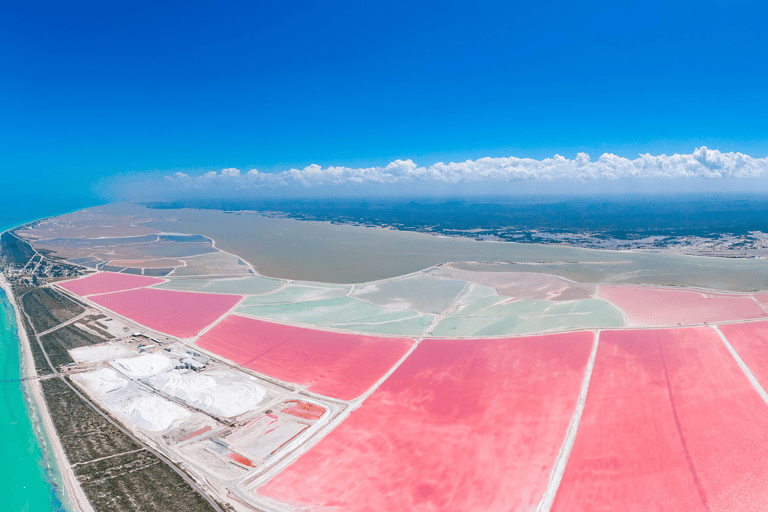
(148, 368, 267, 418)
(111, 353, 176, 378)
(123, 394, 190, 431)
(70, 343, 135, 363)
(72, 367, 128, 394)
(73, 368, 190, 431)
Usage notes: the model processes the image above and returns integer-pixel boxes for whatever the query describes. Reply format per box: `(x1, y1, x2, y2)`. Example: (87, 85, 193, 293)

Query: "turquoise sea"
(0, 201, 97, 512)
(0, 290, 65, 511)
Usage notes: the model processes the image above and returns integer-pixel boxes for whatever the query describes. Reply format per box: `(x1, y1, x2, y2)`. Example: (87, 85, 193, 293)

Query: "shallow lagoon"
(115, 203, 768, 291)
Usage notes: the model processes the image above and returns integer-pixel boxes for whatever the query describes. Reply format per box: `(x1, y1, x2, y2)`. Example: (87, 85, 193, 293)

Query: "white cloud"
(164, 147, 768, 192)
(221, 168, 240, 177)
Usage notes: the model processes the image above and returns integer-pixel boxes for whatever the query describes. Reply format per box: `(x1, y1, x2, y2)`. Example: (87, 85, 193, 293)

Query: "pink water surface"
(89, 288, 241, 338)
(598, 285, 766, 326)
(281, 401, 326, 420)
(552, 327, 768, 511)
(196, 315, 413, 400)
(227, 452, 256, 468)
(58, 271, 164, 296)
(720, 321, 768, 391)
(256, 331, 594, 512)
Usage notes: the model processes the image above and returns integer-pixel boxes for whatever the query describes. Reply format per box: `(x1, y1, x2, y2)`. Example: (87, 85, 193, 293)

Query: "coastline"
(0, 275, 94, 512)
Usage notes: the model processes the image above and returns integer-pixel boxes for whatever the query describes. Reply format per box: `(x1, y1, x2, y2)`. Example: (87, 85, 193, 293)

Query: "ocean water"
(0, 201, 97, 512)
(0, 290, 65, 511)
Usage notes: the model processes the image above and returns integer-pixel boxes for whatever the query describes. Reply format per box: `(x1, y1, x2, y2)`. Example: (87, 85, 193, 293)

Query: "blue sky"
(2, 0, 767, 205)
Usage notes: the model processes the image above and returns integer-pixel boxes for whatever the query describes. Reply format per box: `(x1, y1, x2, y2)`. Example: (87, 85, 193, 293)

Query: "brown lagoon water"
(92, 204, 768, 292)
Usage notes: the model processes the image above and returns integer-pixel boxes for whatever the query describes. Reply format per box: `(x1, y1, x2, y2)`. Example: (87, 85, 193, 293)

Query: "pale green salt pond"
(432, 298, 624, 337)
(156, 275, 285, 295)
(241, 285, 352, 305)
(453, 283, 499, 306)
(237, 296, 432, 335)
(330, 317, 433, 336)
(351, 275, 467, 314)
(171, 251, 252, 276)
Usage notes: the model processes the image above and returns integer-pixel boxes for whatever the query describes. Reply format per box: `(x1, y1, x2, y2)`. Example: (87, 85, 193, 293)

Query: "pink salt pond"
(719, 321, 768, 391)
(58, 271, 164, 296)
(256, 331, 595, 512)
(88, 288, 241, 338)
(553, 327, 768, 511)
(597, 285, 767, 326)
(196, 315, 414, 401)
(281, 401, 326, 420)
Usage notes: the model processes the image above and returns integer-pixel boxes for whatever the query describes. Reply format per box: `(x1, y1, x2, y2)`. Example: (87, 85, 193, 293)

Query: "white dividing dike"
(537, 330, 600, 512)
(713, 325, 768, 407)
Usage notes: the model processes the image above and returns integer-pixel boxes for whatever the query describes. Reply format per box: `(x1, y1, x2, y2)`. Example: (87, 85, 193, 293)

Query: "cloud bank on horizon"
(172, 147, 767, 186)
(108, 147, 768, 201)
